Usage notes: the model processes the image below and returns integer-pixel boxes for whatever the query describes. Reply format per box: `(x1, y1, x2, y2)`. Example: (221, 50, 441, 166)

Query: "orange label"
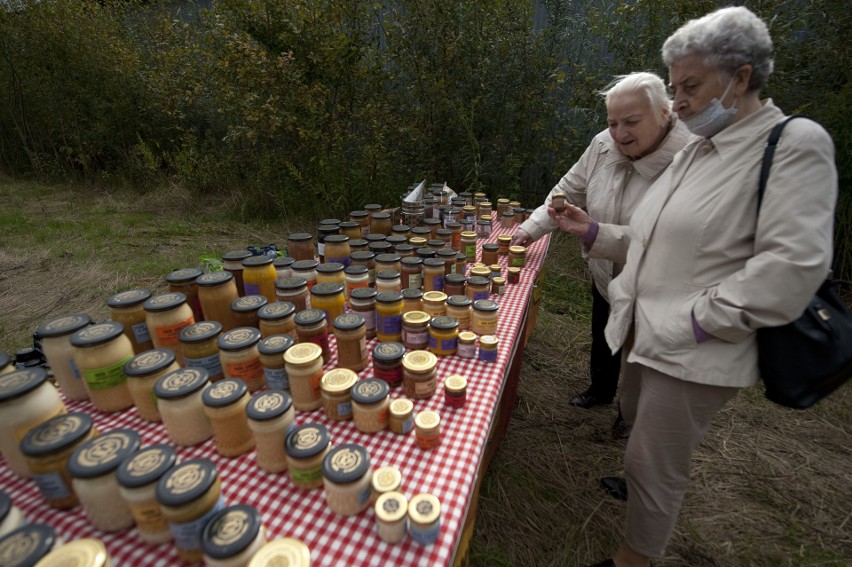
(226, 358, 264, 381)
(154, 316, 195, 346)
(310, 370, 324, 398)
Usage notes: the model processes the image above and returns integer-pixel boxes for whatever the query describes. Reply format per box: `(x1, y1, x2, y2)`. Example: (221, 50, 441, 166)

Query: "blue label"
(358, 482, 373, 507)
(170, 495, 226, 551)
(264, 367, 289, 390)
(244, 283, 260, 296)
(431, 274, 444, 291)
(479, 348, 498, 363)
(402, 416, 414, 434)
(132, 321, 151, 344)
(185, 352, 223, 378)
(33, 471, 70, 501)
(377, 313, 402, 335)
(410, 520, 441, 546)
(428, 336, 457, 352)
(337, 400, 352, 417)
(473, 290, 489, 301)
(326, 256, 351, 268)
(69, 358, 81, 380)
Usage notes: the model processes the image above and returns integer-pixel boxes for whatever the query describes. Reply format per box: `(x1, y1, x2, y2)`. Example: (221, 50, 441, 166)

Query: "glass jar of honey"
(472, 299, 500, 336)
(349, 251, 377, 287)
(509, 245, 527, 267)
(294, 308, 331, 364)
(466, 276, 491, 302)
(258, 301, 297, 338)
(402, 311, 430, 350)
(310, 283, 346, 324)
(257, 334, 295, 390)
(461, 231, 478, 262)
(422, 291, 448, 318)
(285, 423, 331, 490)
(144, 293, 196, 365)
(242, 256, 278, 303)
(350, 210, 370, 235)
(457, 331, 477, 358)
(338, 221, 362, 239)
(370, 212, 392, 236)
(196, 272, 238, 331)
(231, 295, 267, 329)
(201, 504, 267, 565)
(333, 313, 368, 372)
(316, 263, 346, 286)
(429, 316, 459, 356)
(217, 327, 265, 392)
(349, 287, 377, 339)
(497, 234, 512, 256)
(286, 233, 315, 262)
(323, 235, 351, 268)
(222, 250, 252, 296)
(481, 243, 499, 266)
(70, 322, 135, 412)
(124, 348, 179, 421)
(167, 268, 205, 321)
(401, 350, 437, 400)
(274, 256, 295, 280)
(320, 368, 357, 422)
(400, 256, 423, 290)
(344, 265, 369, 302)
(291, 259, 319, 290)
(446, 295, 472, 331)
(283, 342, 324, 411)
(402, 288, 423, 313)
(107, 289, 153, 354)
(36, 314, 93, 402)
(444, 274, 466, 297)
(372, 342, 404, 388)
(154, 368, 213, 447)
(388, 397, 414, 435)
(375, 291, 403, 343)
(422, 258, 445, 292)
(508, 266, 521, 284)
(247, 390, 294, 473)
(322, 444, 373, 516)
(180, 321, 224, 383)
(117, 444, 177, 544)
(375, 253, 402, 274)
(274, 278, 309, 312)
(375, 270, 402, 293)
(351, 378, 390, 433)
(414, 412, 441, 451)
(479, 334, 500, 363)
(317, 224, 340, 263)
(202, 378, 255, 457)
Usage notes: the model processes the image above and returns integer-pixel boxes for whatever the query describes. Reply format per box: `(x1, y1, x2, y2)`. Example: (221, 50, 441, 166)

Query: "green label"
(290, 464, 323, 484)
(82, 355, 133, 391)
(465, 244, 476, 258)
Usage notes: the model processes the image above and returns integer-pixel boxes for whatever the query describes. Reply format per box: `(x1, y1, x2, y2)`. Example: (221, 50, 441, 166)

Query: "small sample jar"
(375, 270, 402, 293)
(0, 491, 25, 537)
(402, 311, 430, 350)
(497, 234, 512, 256)
(422, 258, 445, 292)
(457, 331, 477, 359)
(388, 397, 415, 435)
(27, 537, 108, 567)
(71, 322, 135, 412)
(375, 290, 404, 343)
(166, 267, 205, 321)
(181, 321, 225, 383)
(197, 272, 239, 331)
(402, 350, 438, 400)
(320, 368, 358, 423)
(107, 289, 153, 354)
(156, 458, 225, 564)
(509, 245, 527, 267)
(316, 263, 345, 287)
(21, 412, 96, 508)
(309, 282, 346, 324)
(247, 390, 295, 473)
(117, 444, 177, 544)
(69, 429, 141, 532)
(492, 276, 506, 295)
(201, 504, 267, 567)
(294, 309, 331, 364)
(460, 231, 478, 261)
(258, 334, 295, 390)
(479, 335, 500, 363)
(144, 292, 195, 365)
(351, 378, 390, 433)
(222, 250, 253, 296)
(202, 378, 255, 457)
(481, 243, 499, 266)
(273, 256, 295, 281)
(349, 251, 377, 286)
(371, 342, 404, 387)
(291, 259, 319, 290)
(402, 288, 424, 313)
(429, 316, 459, 356)
(154, 368, 213, 447)
(472, 299, 500, 336)
(400, 256, 423, 290)
(333, 314, 368, 371)
(466, 276, 491, 302)
(444, 273, 466, 297)
(508, 266, 521, 284)
(370, 212, 392, 236)
(322, 444, 372, 516)
(444, 375, 468, 409)
(422, 291, 448, 317)
(375, 492, 408, 544)
(218, 327, 265, 392)
(124, 348, 178, 421)
(371, 465, 403, 506)
(0, 368, 66, 478)
(446, 295, 472, 331)
(283, 342, 324, 411)
(349, 287, 377, 339)
(414, 411, 441, 451)
(0, 525, 59, 566)
(286, 233, 316, 262)
(36, 313, 93, 401)
(274, 277, 309, 312)
(285, 423, 331, 490)
(258, 301, 297, 339)
(323, 235, 352, 268)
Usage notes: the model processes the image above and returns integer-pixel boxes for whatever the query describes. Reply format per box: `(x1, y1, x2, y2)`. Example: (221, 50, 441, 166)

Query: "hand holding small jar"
(547, 202, 593, 237)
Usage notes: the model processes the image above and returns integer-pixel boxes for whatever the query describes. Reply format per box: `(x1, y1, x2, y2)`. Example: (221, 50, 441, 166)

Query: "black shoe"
(569, 389, 613, 408)
(611, 413, 632, 440)
(600, 476, 628, 501)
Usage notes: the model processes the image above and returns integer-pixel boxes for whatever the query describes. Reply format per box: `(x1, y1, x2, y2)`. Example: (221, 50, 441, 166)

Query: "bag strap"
(757, 115, 806, 213)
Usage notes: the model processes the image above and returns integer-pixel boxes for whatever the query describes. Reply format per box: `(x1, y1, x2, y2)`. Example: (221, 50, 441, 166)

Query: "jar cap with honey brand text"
(402, 350, 438, 373)
(20, 412, 94, 458)
(0, 367, 49, 402)
(321, 368, 358, 394)
(311, 282, 345, 297)
(107, 288, 151, 308)
(345, 265, 368, 276)
(351, 378, 389, 405)
(285, 423, 330, 459)
(156, 458, 218, 507)
(246, 390, 293, 422)
(125, 349, 177, 379)
(292, 259, 320, 271)
(371, 466, 402, 494)
(217, 328, 261, 352)
(202, 378, 248, 408)
(473, 299, 499, 312)
(480, 335, 500, 347)
(333, 313, 365, 332)
(274, 277, 308, 291)
(117, 444, 177, 489)
(154, 367, 209, 399)
(70, 321, 125, 348)
(166, 267, 203, 284)
(242, 256, 273, 268)
(258, 302, 296, 320)
(430, 316, 458, 331)
(201, 504, 263, 560)
(372, 341, 405, 362)
(447, 295, 472, 307)
(179, 321, 223, 344)
(350, 287, 378, 301)
(0, 524, 57, 566)
(283, 342, 323, 366)
(197, 271, 233, 286)
(389, 397, 414, 417)
(274, 256, 295, 269)
(257, 334, 294, 357)
(376, 290, 403, 303)
(34, 538, 109, 567)
(68, 429, 141, 479)
(143, 292, 188, 312)
(444, 375, 468, 393)
(36, 313, 93, 338)
(316, 262, 345, 275)
(247, 537, 311, 567)
(402, 288, 423, 300)
(232, 295, 268, 312)
(223, 250, 253, 262)
(294, 309, 326, 326)
(322, 443, 370, 484)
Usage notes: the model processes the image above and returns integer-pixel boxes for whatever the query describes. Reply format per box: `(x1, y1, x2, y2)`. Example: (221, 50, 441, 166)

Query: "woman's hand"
(512, 228, 534, 247)
(548, 203, 592, 236)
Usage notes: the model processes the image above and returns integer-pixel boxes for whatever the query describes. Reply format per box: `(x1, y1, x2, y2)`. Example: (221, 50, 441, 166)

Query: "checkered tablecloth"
(0, 225, 551, 566)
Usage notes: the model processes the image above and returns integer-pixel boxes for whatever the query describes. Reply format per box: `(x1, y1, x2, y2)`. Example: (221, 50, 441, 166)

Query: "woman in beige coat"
(552, 7, 838, 567)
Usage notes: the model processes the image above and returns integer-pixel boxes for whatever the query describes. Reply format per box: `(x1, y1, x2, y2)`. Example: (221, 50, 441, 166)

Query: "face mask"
(682, 76, 738, 138)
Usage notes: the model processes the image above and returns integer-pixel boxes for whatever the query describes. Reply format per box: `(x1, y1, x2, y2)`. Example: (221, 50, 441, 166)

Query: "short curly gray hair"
(600, 72, 672, 127)
(661, 6, 774, 91)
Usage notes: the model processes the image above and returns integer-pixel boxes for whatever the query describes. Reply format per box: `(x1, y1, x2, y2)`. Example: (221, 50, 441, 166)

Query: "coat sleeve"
(586, 222, 631, 264)
(693, 120, 838, 342)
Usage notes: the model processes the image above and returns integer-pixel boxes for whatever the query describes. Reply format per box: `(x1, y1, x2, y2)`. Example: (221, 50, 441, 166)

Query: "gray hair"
(600, 72, 671, 127)
(661, 6, 774, 91)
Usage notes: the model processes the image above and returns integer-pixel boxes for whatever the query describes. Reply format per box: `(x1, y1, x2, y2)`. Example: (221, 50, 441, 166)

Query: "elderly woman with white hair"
(551, 7, 837, 567)
(515, 72, 689, 431)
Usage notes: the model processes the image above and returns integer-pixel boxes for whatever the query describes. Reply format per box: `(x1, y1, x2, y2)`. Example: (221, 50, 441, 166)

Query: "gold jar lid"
(283, 342, 323, 366)
(247, 538, 311, 567)
(493, 277, 506, 286)
(375, 491, 408, 523)
(481, 214, 493, 222)
(389, 397, 414, 418)
(497, 234, 512, 243)
(408, 493, 441, 524)
(458, 331, 477, 343)
(414, 410, 440, 432)
(402, 311, 430, 325)
(460, 231, 477, 239)
(508, 267, 521, 274)
(371, 465, 402, 493)
(489, 264, 501, 272)
(497, 198, 510, 204)
(320, 368, 358, 393)
(402, 350, 437, 373)
(509, 245, 526, 255)
(510, 200, 521, 207)
(422, 291, 447, 304)
(444, 375, 467, 393)
(408, 237, 428, 247)
(34, 538, 109, 567)
(470, 267, 490, 279)
(480, 335, 499, 347)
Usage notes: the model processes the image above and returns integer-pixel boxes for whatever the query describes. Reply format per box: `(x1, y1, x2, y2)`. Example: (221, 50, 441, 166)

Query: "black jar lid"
(285, 423, 330, 459)
(502, 210, 516, 217)
(349, 210, 369, 219)
(324, 234, 350, 245)
(287, 232, 312, 242)
(68, 429, 142, 479)
(364, 203, 383, 212)
(322, 444, 370, 485)
(196, 271, 234, 287)
(371, 212, 391, 220)
(372, 341, 405, 362)
(20, 412, 94, 457)
(320, 218, 342, 226)
(202, 378, 248, 408)
(257, 334, 295, 357)
(344, 265, 368, 276)
(338, 220, 360, 231)
(294, 309, 326, 326)
(385, 235, 408, 247)
(333, 313, 365, 331)
(445, 273, 467, 285)
(436, 228, 453, 237)
(446, 222, 462, 230)
(436, 248, 457, 258)
(348, 238, 368, 249)
(350, 287, 378, 301)
(423, 218, 441, 226)
(116, 444, 178, 489)
(364, 233, 387, 243)
(401, 256, 423, 266)
(258, 301, 296, 320)
(351, 378, 389, 404)
(430, 315, 459, 330)
(0, 367, 49, 403)
(166, 267, 203, 284)
(375, 253, 401, 265)
(317, 225, 339, 239)
(416, 248, 436, 259)
(402, 288, 423, 300)
(427, 239, 445, 248)
(273, 256, 295, 268)
(375, 290, 403, 304)
(473, 299, 499, 312)
(242, 255, 273, 268)
(70, 321, 124, 347)
(218, 328, 262, 351)
(411, 226, 432, 236)
(394, 243, 415, 255)
(246, 390, 293, 421)
(124, 349, 177, 377)
(292, 259, 320, 271)
(376, 270, 400, 281)
(274, 277, 308, 291)
(156, 458, 218, 508)
(316, 262, 344, 274)
(36, 313, 92, 338)
(179, 321, 223, 344)
(222, 249, 253, 262)
(231, 295, 268, 312)
(154, 367, 210, 399)
(201, 504, 263, 560)
(391, 224, 410, 232)
(368, 242, 393, 254)
(350, 251, 376, 262)
(310, 282, 345, 296)
(144, 292, 188, 312)
(107, 288, 151, 308)
(0, 524, 57, 567)
(447, 294, 472, 307)
(482, 243, 500, 252)
(468, 275, 490, 287)
(423, 258, 444, 268)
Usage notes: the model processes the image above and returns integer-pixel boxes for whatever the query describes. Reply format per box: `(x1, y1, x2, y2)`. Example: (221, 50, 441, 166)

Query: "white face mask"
(682, 76, 738, 138)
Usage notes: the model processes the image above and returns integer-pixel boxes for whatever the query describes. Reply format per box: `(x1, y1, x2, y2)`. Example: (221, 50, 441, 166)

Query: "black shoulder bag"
(756, 116, 852, 409)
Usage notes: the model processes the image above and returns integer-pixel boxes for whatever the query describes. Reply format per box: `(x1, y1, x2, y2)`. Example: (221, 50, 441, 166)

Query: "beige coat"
(602, 100, 837, 388)
(519, 119, 690, 300)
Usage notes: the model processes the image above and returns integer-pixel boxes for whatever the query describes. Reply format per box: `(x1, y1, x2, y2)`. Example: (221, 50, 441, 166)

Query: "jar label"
(244, 283, 260, 296)
(69, 357, 82, 380)
(464, 244, 476, 259)
(376, 313, 402, 336)
(169, 495, 226, 551)
(479, 348, 498, 363)
(473, 290, 489, 302)
(361, 310, 376, 332)
(445, 391, 466, 409)
(511, 257, 525, 267)
(337, 400, 352, 417)
(358, 336, 368, 360)
(473, 319, 498, 335)
(131, 499, 169, 534)
(409, 273, 422, 290)
(414, 380, 436, 397)
(132, 321, 151, 344)
(326, 256, 351, 268)
(226, 357, 264, 382)
(185, 353, 223, 379)
(431, 274, 444, 291)
(290, 464, 323, 485)
(428, 337, 458, 353)
(403, 329, 429, 347)
(154, 316, 195, 346)
(457, 343, 476, 358)
(415, 431, 441, 450)
(359, 482, 372, 507)
(374, 366, 402, 386)
(264, 367, 290, 390)
(317, 242, 326, 256)
(402, 416, 414, 434)
(82, 355, 133, 391)
(33, 471, 70, 501)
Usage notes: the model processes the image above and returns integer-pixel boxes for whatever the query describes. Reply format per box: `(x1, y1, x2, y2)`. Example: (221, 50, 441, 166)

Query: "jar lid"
(156, 458, 218, 508)
(350, 287, 378, 301)
(338, 220, 360, 231)
(364, 203, 383, 212)
(154, 367, 209, 399)
(489, 264, 502, 272)
(430, 315, 458, 330)
(0, 367, 48, 402)
(349, 210, 368, 218)
(468, 275, 489, 287)
(217, 327, 261, 351)
(257, 334, 294, 357)
(371, 466, 402, 494)
(375, 253, 401, 264)
(423, 291, 447, 303)
(493, 277, 506, 285)
(166, 267, 203, 283)
(372, 341, 405, 363)
(143, 292, 188, 312)
(386, 235, 407, 246)
(470, 267, 491, 279)
(460, 231, 477, 238)
(273, 256, 295, 268)
(242, 255, 274, 267)
(283, 342, 323, 366)
(274, 277, 308, 291)
(69, 321, 124, 347)
(320, 218, 342, 225)
(482, 243, 499, 252)
(456, 252, 467, 260)
(508, 267, 521, 274)
(292, 259, 320, 271)
(332, 313, 365, 332)
(322, 443, 370, 484)
(402, 288, 423, 300)
(501, 210, 515, 217)
(351, 378, 389, 404)
(509, 245, 526, 254)
(480, 335, 499, 347)
(444, 374, 467, 392)
(426, 240, 445, 249)
(402, 311, 430, 325)
(497, 198, 510, 204)
(285, 423, 330, 459)
(179, 321, 223, 344)
(375, 290, 403, 304)
(423, 258, 444, 268)
(117, 444, 178, 488)
(124, 349, 177, 377)
(391, 223, 410, 232)
(294, 308, 326, 326)
(436, 249, 456, 259)
(458, 331, 477, 342)
(389, 397, 414, 417)
(402, 350, 437, 373)
(323, 234, 349, 244)
(107, 288, 151, 308)
(364, 234, 387, 243)
(196, 271, 234, 287)
(423, 218, 441, 226)
(258, 301, 296, 320)
(68, 429, 141, 479)
(287, 232, 312, 242)
(201, 504, 263, 560)
(344, 265, 368, 276)
(316, 262, 344, 274)
(321, 368, 358, 393)
(497, 234, 513, 242)
(414, 411, 441, 432)
(317, 225, 340, 237)
(222, 249, 253, 261)
(371, 212, 390, 220)
(20, 412, 93, 458)
(350, 251, 376, 262)
(310, 282, 345, 296)
(447, 295, 472, 308)
(401, 256, 423, 266)
(376, 270, 400, 280)
(231, 295, 268, 312)
(35, 538, 109, 567)
(349, 239, 369, 249)
(36, 313, 92, 338)
(247, 390, 293, 421)
(473, 299, 499, 312)
(368, 242, 392, 253)
(0, 524, 57, 566)
(202, 378, 248, 407)
(446, 221, 462, 229)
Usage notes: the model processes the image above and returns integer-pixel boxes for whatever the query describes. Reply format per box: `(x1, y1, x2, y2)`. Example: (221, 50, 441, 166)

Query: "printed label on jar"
(472, 290, 489, 301)
(226, 358, 264, 382)
(374, 366, 402, 385)
(69, 357, 82, 380)
(154, 316, 195, 346)
(185, 353, 223, 378)
(409, 274, 422, 289)
(410, 520, 441, 545)
(511, 257, 525, 267)
(401, 416, 414, 434)
(429, 336, 457, 352)
(359, 483, 373, 507)
(457, 343, 476, 358)
(337, 400, 352, 417)
(416, 432, 441, 450)
(244, 283, 260, 296)
(132, 321, 151, 344)
(403, 329, 429, 347)
(132, 500, 169, 533)
(377, 314, 402, 336)
(290, 464, 323, 485)
(82, 355, 133, 391)
(464, 244, 476, 258)
(359, 310, 376, 332)
(264, 367, 289, 390)
(358, 336, 368, 359)
(317, 243, 326, 257)
(431, 275, 444, 291)
(474, 320, 498, 334)
(414, 380, 436, 397)
(33, 471, 70, 501)
(479, 348, 498, 363)
(169, 496, 226, 551)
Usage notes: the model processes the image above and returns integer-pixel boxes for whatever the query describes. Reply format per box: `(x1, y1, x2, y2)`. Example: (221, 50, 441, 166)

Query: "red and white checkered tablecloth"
(0, 225, 551, 566)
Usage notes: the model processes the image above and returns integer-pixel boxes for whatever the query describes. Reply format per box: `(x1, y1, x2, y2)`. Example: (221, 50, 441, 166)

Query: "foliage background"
(0, 0, 848, 276)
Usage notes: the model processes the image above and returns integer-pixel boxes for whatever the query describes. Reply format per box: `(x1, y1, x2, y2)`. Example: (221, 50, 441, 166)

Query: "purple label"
(432, 274, 444, 291)
(326, 256, 351, 268)
(244, 283, 260, 296)
(473, 290, 489, 301)
(479, 348, 498, 362)
(377, 313, 402, 335)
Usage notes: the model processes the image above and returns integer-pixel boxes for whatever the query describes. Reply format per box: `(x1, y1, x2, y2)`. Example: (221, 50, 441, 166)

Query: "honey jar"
(285, 423, 331, 490)
(422, 258, 445, 292)
(400, 256, 424, 290)
(0, 525, 60, 566)
(428, 316, 459, 356)
(218, 327, 265, 392)
(231, 295, 268, 329)
(286, 233, 316, 262)
(508, 266, 521, 284)
(457, 331, 477, 359)
(246, 390, 295, 474)
(349, 287, 377, 339)
(481, 243, 499, 266)
(154, 368, 213, 447)
(466, 276, 491, 302)
(294, 309, 331, 364)
(472, 299, 500, 336)
(443, 273, 466, 297)
(166, 267, 205, 321)
(323, 235, 352, 268)
(180, 321, 224, 383)
(444, 375, 468, 409)
(414, 411, 441, 450)
(388, 397, 415, 435)
(291, 259, 319, 290)
(372, 342, 405, 388)
(402, 311, 430, 350)
(509, 245, 527, 267)
(497, 234, 512, 256)
(375, 290, 404, 342)
(351, 378, 390, 433)
(257, 334, 295, 390)
(196, 272, 238, 331)
(117, 444, 177, 544)
(283, 342, 324, 411)
(107, 289, 153, 354)
(402, 350, 437, 400)
(201, 504, 267, 566)
(320, 368, 357, 421)
(322, 444, 372, 516)
(222, 250, 252, 296)
(333, 313, 369, 372)
(422, 291, 448, 317)
(375, 492, 408, 544)
(124, 348, 179, 421)
(274, 277, 309, 312)
(479, 335, 500, 363)
(257, 301, 297, 338)
(202, 378, 255, 457)
(144, 292, 196, 365)
(446, 295, 472, 331)
(35, 313, 93, 401)
(70, 322, 135, 413)
(274, 256, 296, 280)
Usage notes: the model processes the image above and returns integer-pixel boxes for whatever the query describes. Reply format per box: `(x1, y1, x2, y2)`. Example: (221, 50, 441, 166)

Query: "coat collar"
(603, 117, 692, 180)
(704, 99, 785, 160)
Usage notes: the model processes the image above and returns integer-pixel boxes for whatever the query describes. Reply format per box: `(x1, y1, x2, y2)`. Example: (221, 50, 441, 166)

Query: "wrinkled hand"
(547, 204, 591, 237)
(512, 228, 534, 247)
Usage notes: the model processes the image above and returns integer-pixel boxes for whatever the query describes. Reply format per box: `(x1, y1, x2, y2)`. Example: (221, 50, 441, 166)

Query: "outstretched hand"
(547, 203, 591, 237)
(512, 228, 534, 247)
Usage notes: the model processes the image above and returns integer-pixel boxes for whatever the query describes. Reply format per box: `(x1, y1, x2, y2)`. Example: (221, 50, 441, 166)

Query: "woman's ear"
(734, 64, 753, 94)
